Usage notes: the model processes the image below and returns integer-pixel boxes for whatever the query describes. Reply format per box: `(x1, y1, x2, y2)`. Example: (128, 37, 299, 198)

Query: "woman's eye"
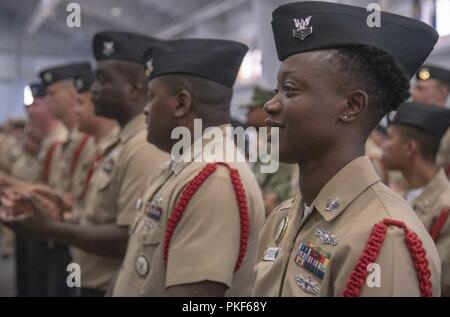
(273, 88, 279, 95)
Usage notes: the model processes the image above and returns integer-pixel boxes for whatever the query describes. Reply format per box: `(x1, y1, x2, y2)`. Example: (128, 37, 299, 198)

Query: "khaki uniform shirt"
(252, 157, 441, 297)
(409, 169, 450, 295)
(1, 150, 40, 255)
(72, 125, 120, 211)
(36, 122, 69, 183)
(113, 126, 265, 296)
(0, 134, 22, 173)
(47, 129, 95, 193)
(11, 150, 41, 183)
(75, 114, 168, 290)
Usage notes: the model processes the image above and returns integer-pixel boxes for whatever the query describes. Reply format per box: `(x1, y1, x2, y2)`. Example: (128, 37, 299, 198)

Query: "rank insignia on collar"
(146, 193, 163, 221)
(325, 197, 340, 212)
(292, 16, 313, 41)
(315, 228, 338, 246)
(274, 216, 288, 244)
(102, 159, 114, 174)
(294, 242, 331, 280)
(295, 273, 319, 295)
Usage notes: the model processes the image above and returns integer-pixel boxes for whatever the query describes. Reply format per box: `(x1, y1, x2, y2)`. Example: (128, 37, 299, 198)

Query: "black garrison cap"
(143, 39, 248, 88)
(416, 65, 450, 84)
(93, 31, 160, 64)
(271, 1, 439, 78)
(391, 101, 450, 139)
(28, 82, 46, 98)
(39, 62, 92, 87)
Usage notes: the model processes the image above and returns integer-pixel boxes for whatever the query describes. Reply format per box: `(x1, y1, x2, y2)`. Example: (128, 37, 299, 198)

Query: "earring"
(343, 115, 348, 119)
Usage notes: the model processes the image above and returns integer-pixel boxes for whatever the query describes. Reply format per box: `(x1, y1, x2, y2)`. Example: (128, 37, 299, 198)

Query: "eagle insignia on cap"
(43, 72, 52, 83)
(419, 68, 430, 80)
(292, 16, 313, 41)
(102, 41, 115, 57)
(75, 78, 84, 90)
(145, 58, 154, 77)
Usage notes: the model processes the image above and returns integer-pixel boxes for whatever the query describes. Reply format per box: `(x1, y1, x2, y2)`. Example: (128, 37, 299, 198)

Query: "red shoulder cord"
(70, 133, 91, 177)
(42, 142, 60, 184)
(163, 162, 250, 273)
(342, 218, 432, 297)
(430, 208, 450, 242)
(77, 151, 103, 200)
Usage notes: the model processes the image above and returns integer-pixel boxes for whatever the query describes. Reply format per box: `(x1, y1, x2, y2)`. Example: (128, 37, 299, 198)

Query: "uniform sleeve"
(165, 167, 241, 289)
(332, 226, 441, 296)
(115, 143, 166, 226)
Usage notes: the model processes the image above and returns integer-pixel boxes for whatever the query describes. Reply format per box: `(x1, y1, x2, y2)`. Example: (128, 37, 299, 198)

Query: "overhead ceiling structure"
(0, 0, 252, 51)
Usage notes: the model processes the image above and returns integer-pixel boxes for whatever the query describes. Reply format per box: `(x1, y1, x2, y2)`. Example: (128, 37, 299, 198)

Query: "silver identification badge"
(263, 247, 281, 262)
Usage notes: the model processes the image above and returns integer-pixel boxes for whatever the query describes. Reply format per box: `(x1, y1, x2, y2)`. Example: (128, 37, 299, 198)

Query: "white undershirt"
(303, 204, 314, 221)
(405, 187, 425, 206)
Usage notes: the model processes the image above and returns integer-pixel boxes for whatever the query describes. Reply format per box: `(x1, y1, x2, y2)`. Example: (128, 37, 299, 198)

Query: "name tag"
(263, 247, 281, 262)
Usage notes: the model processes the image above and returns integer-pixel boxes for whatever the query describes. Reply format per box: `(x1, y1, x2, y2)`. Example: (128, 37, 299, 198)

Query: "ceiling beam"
(26, 0, 62, 35)
(156, 0, 248, 38)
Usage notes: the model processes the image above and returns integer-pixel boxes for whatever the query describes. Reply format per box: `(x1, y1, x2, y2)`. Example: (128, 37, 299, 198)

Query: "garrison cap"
(271, 1, 439, 78)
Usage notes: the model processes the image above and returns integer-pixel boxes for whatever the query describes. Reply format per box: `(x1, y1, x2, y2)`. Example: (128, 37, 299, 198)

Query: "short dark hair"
(331, 45, 411, 131)
(396, 124, 440, 162)
(158, 74, 232, 126)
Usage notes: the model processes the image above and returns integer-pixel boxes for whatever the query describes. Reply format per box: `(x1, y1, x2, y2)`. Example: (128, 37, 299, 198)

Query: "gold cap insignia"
(419, 68, 430, 80)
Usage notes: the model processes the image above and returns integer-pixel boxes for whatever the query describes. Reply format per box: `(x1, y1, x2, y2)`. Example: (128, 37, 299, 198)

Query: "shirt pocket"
(139, 222, 162, 246)
(95, 169, 112, 191)
(134, 222, 163, 280)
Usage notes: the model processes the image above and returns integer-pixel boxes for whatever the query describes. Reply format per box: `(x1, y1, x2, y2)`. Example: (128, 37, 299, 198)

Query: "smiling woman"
(252, 1, 442, 297)
(1, 0, 449, 301)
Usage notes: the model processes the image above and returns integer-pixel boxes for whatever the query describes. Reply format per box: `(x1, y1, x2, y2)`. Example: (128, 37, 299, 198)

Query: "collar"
(413, 168, 448, 211)
(42, 121, 68, 147)
(97, 125, 120, 153)
(311, 156, 381, 222)
(119, 114, 146, 143)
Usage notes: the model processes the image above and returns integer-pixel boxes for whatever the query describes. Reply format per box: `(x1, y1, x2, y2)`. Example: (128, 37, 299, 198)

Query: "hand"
(0, 189, 61, 236)
(28, 183, 74, 212)
(0, 171, 14, 187)
(0, 188, 37, 231)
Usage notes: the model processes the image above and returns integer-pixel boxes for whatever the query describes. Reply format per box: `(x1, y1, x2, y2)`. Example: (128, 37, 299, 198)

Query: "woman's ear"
(340, 90, 369, 122)
(174, 90, 192, 118)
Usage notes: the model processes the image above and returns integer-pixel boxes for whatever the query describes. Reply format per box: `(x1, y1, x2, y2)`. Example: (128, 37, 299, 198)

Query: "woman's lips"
(265, 118, 285, 129)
